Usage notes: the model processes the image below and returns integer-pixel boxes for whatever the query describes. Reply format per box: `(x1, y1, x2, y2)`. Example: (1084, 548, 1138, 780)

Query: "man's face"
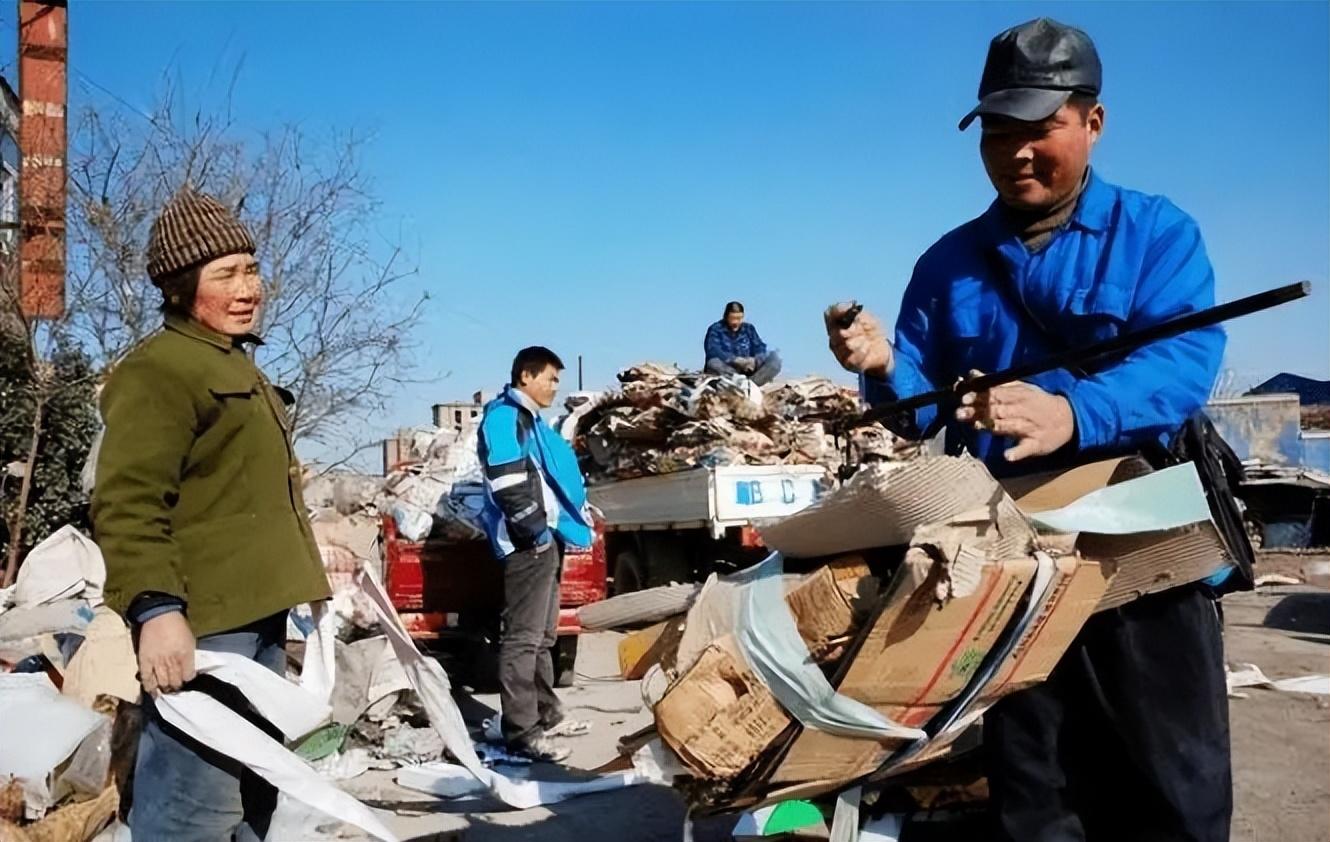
(520, 364, 561, 409)
(980, 102, 1104, 211)
(192, 252, 263, 336)
(725, 311, 745, 331)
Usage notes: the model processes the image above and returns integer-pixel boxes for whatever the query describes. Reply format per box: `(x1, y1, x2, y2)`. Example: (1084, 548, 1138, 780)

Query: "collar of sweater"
(1000, 167, 1090, 253)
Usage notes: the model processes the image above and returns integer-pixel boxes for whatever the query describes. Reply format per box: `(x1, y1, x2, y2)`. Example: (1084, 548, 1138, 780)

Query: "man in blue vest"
(826, 19, 1230, 842)
(478, 346, 594, 762)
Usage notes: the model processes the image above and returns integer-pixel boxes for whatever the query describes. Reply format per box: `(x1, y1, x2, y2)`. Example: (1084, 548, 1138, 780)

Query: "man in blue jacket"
(826, 19, 1230, 842)
(704, 301, 783, 384)
(478, 346, 594, 762)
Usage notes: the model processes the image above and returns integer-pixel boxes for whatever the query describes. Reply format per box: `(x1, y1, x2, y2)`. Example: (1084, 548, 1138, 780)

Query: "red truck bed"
(380, 514, 607, 640)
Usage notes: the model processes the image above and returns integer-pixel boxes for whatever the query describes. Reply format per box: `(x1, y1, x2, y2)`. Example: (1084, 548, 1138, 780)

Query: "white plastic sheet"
(356, 564, 644, 809)
(828, 786, 861, 842)
(153, 651, 398, 842)
(734, 554, 925, 742)
(14, 525, 106, 607)
(0, 673, 107, 818)
(1028, 463, 1211, 534)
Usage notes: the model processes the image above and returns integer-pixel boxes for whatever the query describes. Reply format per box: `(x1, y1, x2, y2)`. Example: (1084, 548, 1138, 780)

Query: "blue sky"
(69, 1, 1330, 456)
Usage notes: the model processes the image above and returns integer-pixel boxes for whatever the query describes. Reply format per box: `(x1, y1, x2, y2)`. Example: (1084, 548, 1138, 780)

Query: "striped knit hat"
(146, 188, 256, 284)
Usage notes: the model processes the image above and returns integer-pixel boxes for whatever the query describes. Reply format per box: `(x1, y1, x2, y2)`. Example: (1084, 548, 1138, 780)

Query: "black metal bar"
(859, 281, 1311, 427)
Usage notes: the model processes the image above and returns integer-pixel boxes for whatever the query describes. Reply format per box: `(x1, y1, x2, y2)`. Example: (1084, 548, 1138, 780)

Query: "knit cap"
(145, 188, 256, 284)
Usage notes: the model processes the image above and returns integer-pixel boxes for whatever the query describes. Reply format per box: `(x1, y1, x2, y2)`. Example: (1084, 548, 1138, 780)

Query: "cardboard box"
(768, 554, 1109, 787)
(674, 557, 869, 675)
(655, 635, 792, 779)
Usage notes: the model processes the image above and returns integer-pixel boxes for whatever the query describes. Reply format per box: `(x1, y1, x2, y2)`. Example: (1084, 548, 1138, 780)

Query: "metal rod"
(859, 281, 1311, 426)
(578, 354, 584, 390)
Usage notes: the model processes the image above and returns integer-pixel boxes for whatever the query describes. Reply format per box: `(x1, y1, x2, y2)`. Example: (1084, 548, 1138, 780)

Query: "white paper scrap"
(357, 564, 643, 809)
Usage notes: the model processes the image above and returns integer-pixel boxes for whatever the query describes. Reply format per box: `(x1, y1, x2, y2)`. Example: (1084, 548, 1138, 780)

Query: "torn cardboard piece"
(675, 557, 872, 677)
(1003, 457, 1232, 610)
(757, 457, 1034, 561)
(655, 635, 791, 780)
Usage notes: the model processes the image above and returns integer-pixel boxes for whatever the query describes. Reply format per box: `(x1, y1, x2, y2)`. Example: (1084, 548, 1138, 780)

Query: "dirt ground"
(334, 554, 1330, 842)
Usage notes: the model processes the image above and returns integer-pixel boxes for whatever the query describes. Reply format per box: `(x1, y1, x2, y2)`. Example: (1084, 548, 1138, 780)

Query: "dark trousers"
(131, 612, 287, 842)
(705, 351, 783, 386)
(499, 543, 563, 745)
(984, 585, 1232, 842)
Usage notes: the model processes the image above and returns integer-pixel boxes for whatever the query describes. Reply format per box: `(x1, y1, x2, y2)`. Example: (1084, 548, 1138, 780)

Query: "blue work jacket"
(866, 169, 1225, 480)
(478, 386, 593, 559)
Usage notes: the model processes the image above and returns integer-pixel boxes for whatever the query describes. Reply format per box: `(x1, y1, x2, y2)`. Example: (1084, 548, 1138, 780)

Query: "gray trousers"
(499, 542, 564, 745)
(130, 612, 287, 842)
(705, 350, 783, 386)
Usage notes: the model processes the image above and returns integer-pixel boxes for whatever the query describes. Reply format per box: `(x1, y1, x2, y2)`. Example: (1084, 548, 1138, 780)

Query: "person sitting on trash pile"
(703, 300, 783, 385)
(92, 189, 332, 841)
(826, 18, 1232, 842)
(478, 346, 595, 762)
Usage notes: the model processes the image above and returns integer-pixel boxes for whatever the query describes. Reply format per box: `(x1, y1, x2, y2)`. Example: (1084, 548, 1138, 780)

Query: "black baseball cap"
(958, 18, 1101, 131)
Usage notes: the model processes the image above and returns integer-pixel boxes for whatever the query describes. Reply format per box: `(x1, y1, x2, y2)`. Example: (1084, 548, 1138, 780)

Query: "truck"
(379, 514, 607, 686)
(588, 463, 831, 594)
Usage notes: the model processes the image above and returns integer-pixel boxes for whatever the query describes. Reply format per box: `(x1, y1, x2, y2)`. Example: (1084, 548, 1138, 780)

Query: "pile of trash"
(0, 522, 637, 842)
(589, 453, 1238, 815)
(570, 363, 907, 482)
(0, 527, 136, 841)
(378, 425, 487, 543)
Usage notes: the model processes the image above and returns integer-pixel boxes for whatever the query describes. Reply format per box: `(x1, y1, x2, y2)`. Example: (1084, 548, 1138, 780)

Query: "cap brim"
(958, 87, 1074, 131)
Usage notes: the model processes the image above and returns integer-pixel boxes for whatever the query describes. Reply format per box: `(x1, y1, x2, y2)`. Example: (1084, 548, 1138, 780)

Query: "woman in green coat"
(92, 189, 330, 841)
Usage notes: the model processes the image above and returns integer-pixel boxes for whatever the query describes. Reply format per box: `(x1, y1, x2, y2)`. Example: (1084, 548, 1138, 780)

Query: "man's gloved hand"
(731, 357, 756, 374)
(825, 302, 893, 379)
(955, 376, 1076, 462)
(137, 611, 197, 696)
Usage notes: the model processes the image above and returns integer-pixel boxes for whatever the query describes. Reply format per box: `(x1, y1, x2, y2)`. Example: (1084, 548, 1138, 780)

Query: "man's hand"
(955, 378, 1076, 462)
(137, 611, 196, 696)
(731, 357, 756, 374)
(824, 303, 893, 379)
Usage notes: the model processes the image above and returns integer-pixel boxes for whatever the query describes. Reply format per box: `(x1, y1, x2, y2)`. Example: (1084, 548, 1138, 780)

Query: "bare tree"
(64, 77, 427, 458)
(1, 261, 99, 584)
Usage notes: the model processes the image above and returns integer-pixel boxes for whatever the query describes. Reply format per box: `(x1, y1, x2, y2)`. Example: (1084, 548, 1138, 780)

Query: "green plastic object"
(763, 799, 824, 835)
(294, 723, 350, 761)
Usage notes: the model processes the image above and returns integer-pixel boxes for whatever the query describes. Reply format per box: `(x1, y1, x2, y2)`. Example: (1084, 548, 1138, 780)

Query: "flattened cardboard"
(655, 636, 792, 780)
(757, 457, 1034, 560)
(1001, 457, 1230, 610)
(768, 555, 1109, 787)
(770, 557, 1036, 785)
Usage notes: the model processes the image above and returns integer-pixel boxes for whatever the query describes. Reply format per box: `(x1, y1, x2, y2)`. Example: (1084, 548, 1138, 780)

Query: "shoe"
(508, 733, 571, 763)
(544, 718, 591, 738)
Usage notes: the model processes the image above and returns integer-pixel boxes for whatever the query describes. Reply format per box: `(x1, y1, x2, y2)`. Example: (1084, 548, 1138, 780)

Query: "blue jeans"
(705, 351, 783, 386)
(130, 612, 288, 842)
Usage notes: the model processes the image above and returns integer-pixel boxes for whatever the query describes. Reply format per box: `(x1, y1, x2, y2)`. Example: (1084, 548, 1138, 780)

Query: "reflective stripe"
(491, 473, 525, 493)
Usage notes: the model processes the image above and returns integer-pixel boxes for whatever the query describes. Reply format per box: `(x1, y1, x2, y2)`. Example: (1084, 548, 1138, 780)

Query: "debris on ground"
(379, 424, 486, 542)
(596, 453, 1246, 812)
(1254, 573, 1304, 587)
(1227, 663, 1330, 698)
(567, 364, 912, 482)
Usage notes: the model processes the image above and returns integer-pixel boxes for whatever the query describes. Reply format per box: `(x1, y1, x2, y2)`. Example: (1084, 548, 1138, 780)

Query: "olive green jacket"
(92, 316, 331, 637)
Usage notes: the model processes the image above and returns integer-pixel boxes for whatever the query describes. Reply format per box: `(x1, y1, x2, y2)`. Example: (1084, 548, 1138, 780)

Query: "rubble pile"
(572, 363, 906, 481)
(0, 529, 132, 842)
(377, 425, 487, 543)
(592, 453, 1236, 812)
